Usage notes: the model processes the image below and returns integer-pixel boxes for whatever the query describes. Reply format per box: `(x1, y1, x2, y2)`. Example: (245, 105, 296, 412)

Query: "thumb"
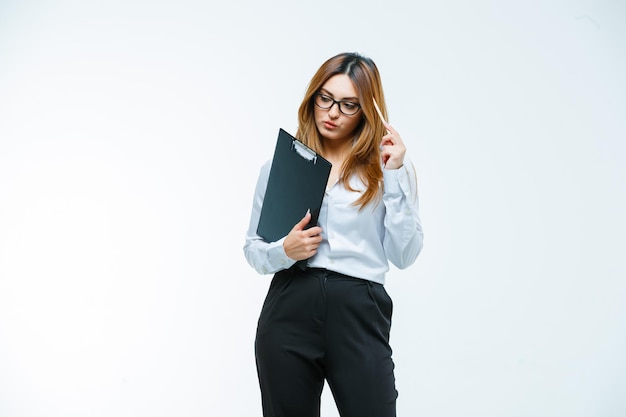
(293, 209, 311, 231)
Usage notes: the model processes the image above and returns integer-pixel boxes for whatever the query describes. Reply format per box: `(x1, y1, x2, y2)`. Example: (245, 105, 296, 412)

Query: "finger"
(380, 147, 386, 165)
(306, 226, 323, 237)
(381, 136, 394, 146)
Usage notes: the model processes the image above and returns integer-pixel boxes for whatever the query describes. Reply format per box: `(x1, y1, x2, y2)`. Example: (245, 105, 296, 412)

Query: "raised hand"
(380, 123, 407, 170)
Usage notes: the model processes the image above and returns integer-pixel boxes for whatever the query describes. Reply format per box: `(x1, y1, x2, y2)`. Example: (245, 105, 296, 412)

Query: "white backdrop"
(1, 1, 625, 416)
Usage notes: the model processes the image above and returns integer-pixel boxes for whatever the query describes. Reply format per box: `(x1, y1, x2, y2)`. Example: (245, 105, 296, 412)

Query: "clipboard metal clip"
(292, 140, 317, 164)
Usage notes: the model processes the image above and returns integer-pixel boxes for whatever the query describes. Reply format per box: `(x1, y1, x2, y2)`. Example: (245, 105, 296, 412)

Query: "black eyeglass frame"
(313, 93, 362, 116)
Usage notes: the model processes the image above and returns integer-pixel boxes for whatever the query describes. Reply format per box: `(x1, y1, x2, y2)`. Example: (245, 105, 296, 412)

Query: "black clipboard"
(257, 128, 332, 243)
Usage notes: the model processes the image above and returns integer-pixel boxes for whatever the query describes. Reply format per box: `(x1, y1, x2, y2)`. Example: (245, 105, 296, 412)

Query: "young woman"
(244, 52, 424, 417)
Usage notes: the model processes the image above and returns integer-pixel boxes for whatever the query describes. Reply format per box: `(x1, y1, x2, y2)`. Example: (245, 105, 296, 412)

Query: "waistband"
(291, 265, 375, 283)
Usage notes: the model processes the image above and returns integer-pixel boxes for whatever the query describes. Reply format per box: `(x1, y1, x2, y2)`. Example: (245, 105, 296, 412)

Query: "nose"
(328, 102, 341, 118)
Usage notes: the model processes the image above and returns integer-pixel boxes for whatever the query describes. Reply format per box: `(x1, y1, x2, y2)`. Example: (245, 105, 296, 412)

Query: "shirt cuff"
(264, 237, 296, 273)
(383, 166, 410, 195)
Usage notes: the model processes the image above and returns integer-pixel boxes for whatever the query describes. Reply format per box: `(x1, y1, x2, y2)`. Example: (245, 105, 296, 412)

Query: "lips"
(323, 121, 337, 129)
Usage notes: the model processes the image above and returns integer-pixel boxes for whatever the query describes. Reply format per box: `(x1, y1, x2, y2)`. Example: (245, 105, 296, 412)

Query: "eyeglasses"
(314, 93, 361, 116)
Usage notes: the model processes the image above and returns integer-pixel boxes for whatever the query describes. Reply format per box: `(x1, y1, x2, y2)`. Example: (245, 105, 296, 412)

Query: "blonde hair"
(295, 52, 388, 209)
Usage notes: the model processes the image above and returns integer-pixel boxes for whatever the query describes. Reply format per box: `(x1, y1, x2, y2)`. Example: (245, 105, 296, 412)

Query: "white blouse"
(243, 159, 424, 284)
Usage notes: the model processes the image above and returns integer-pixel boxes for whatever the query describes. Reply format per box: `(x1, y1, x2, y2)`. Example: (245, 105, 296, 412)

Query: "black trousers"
(255, 267, 397, 417)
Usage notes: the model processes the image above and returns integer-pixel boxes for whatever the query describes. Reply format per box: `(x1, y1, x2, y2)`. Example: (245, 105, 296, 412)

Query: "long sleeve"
(243, 160, 297, 275)
(381, 161, 424, 269)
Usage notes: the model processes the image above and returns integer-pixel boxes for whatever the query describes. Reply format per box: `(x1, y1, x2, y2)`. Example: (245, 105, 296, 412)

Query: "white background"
(1, 1, 625, 416)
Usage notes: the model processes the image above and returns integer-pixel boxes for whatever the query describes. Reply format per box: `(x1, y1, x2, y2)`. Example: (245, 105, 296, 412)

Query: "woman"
(244, 52, 424, 417)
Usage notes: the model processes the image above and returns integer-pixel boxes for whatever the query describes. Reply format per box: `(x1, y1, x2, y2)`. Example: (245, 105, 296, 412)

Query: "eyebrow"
(319, 88, 359, 102)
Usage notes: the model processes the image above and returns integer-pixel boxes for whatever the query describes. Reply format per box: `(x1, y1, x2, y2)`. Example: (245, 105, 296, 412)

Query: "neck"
(322, 139, 352, 188)
(322, 139, 352, 161)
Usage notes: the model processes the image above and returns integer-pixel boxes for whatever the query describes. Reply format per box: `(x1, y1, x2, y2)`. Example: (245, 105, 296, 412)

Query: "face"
(314, 74, 362, 143)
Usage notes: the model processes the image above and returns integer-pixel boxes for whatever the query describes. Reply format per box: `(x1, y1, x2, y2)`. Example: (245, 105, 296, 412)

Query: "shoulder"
(260, 159, 272, 176)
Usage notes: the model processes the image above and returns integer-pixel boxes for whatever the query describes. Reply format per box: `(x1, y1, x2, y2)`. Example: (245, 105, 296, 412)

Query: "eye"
(342, 101, 359, 110)
(318, 94, 333, 103)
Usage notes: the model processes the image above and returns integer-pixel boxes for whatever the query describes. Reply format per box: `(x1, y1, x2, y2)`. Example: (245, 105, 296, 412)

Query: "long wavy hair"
(295, 52, 388, 209)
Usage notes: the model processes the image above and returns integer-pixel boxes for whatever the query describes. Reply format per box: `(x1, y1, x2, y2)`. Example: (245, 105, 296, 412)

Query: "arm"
(382, 161, 424, 269)
(243, 161, 297, 274)
(380, 124, 424, 268)
(243, 161, 323, 274)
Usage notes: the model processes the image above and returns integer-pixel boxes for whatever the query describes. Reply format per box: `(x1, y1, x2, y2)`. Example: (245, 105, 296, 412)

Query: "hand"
(283, 211, 323, 261)
(380, 123, 406, 169)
